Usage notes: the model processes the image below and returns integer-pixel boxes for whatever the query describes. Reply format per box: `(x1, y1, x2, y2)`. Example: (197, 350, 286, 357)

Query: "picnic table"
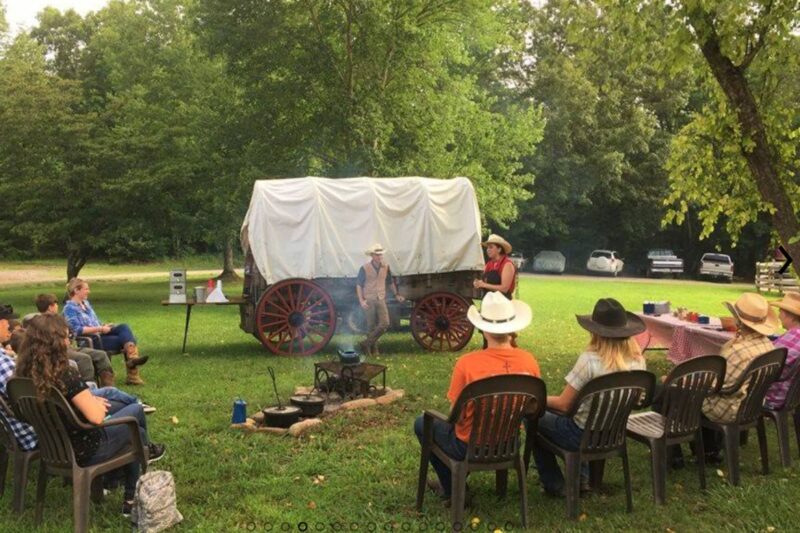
(635, 313, 734, 365)
(161, 296, 245, 353)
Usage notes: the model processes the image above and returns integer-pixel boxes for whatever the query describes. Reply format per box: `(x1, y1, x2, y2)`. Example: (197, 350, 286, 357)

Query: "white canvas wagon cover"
(241, 177, 484, 285)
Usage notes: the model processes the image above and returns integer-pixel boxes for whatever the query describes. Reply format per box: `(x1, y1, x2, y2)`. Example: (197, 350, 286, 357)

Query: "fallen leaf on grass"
(716, 469, 724, 477)
(578, 513, 588, 522)
(766, 527, 776, 532)
(171, 416, 179, 424)
(471, 517, 480, 526)
(307, 501, 317, 510)
(312, 474, 326, 485)
(493, 530, 503, 533)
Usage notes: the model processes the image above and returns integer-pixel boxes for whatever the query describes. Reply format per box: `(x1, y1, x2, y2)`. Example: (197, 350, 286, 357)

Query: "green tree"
(608, 0, 800, 273)
(508, 0, 697, 265)
(0, 34, 101, 279)
(196, 0, 543, 227)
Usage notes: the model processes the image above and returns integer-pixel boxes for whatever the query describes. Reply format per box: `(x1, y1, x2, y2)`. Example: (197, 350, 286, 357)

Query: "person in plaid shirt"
(0, 304, 38, 451)
(700, 293, 778, 457)
(764, 293, 800, 409)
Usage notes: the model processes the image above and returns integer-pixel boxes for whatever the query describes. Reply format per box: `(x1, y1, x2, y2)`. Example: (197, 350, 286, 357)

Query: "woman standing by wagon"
(474, 234, 518, 347)
(473, 234, 516, 299)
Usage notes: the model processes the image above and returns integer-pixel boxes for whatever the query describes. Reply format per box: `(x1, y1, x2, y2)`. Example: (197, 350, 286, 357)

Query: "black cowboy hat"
(576, 298, 645, 338)
(0, 304, 19, 321)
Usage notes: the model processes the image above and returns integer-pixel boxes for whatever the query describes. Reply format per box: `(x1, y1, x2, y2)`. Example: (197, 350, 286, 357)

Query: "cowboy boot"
(123, 342, 147, 385)
(98, 370, 116, 388)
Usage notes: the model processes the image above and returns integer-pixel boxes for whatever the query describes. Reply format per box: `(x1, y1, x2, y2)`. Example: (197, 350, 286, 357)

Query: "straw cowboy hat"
(467, 291, 532, 334)
(723, 293, 779, 336)
(482, 234, 512, 255)
(576, 298, 645, 338)
(770, 292, 800, 318)
(364, 243, 386, 256)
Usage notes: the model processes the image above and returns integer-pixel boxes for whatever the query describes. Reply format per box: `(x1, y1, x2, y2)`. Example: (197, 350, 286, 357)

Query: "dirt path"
(0, 269, 243, 287)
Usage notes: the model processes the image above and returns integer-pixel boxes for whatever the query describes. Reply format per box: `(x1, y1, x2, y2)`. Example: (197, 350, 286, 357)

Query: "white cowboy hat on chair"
(364, 243, 386, 256)
(467, 291, 532, 334)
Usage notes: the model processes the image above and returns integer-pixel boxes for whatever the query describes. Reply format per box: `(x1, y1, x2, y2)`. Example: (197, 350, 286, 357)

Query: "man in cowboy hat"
(356, 243, 404, 356)
(700, 293, 779, 456)
(413, 292, 540, 506)
(764, 293, 800, 408)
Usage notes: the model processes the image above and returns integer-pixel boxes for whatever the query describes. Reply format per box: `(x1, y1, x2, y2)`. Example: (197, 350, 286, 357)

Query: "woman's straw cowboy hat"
(770, 292, 800, 318)
(482, 234, 512, 255)
(364, 243, 386, 256)
(723, 292, 779, 336)
(467, 291, 532, 334)
(576, 298, 646, 338)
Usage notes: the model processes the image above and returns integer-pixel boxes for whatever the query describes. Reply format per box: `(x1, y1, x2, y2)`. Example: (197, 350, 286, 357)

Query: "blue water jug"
(231, 398, 247, 424)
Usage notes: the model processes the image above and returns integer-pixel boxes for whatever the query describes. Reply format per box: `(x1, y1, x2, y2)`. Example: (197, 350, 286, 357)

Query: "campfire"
(232, 348, 402, 437)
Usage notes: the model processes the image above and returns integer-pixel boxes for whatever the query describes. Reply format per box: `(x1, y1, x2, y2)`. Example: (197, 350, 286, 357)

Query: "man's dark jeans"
(413, 415, 467, 497)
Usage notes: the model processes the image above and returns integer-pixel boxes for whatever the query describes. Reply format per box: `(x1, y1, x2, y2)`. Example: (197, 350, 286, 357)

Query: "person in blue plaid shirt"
(63, 278, 149, 386)
(0, 304, 38, 451)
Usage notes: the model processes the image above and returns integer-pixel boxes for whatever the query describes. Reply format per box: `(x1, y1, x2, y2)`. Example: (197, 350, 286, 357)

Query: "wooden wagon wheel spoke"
(256, 279, 337, 356)
(411, 292, 474, 352)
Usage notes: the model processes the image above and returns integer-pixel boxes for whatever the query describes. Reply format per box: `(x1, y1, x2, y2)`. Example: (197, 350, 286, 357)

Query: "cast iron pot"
(261, 405, 301, 428)
(289, 394, 325, 417)
(338, 348, 361, 366)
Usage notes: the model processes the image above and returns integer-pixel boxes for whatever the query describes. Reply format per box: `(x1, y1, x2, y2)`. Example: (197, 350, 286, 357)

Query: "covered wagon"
(239, 177, 485, 355)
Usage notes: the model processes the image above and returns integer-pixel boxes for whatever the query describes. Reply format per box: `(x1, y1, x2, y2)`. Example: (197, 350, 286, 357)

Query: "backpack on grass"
(131, 470, 183, 532)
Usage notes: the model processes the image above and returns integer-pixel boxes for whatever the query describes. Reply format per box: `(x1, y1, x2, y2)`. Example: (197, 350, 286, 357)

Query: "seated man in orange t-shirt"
(413, 291, 540, 505)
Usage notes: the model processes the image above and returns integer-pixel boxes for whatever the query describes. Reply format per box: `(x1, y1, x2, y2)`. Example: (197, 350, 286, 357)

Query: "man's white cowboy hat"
(467, 291, 532, 334)
(365, 243, 386, 256)
(723, 292, 780, 336)
(481, 234, 512, 255)
(770, 292, 800, 318)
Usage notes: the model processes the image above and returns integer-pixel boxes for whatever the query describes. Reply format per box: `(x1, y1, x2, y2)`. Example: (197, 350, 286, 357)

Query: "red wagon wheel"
(411, 292, 474, 352)
(255, 279, 336, 356)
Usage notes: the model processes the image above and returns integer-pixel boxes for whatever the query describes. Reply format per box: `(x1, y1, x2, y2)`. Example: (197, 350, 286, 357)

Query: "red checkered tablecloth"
(636, 313, 734, 364)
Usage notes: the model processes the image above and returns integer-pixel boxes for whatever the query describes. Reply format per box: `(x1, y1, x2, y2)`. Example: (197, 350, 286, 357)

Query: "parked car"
(587, 250, 624, 276)
(698, 252, 734, 282)
(532, 250, 566, 274)
(646, 249, 684, 277)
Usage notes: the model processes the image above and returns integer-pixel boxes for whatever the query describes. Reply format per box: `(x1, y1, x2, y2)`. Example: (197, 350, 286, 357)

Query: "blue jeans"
(85, 403, 149, 500)
(91, 387, 138, 406)
(99, 323, 137, 353)
(413, 415, 467, 497)
(532, 411, 587, 492)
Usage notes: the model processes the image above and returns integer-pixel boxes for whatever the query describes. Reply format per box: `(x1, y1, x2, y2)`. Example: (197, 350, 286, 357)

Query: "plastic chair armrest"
(423, 409, 449, 423)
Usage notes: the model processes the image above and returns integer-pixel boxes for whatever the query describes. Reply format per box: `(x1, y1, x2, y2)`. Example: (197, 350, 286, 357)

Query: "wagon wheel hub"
(288, 311, 305, 328)
(434, 316, 450, 331)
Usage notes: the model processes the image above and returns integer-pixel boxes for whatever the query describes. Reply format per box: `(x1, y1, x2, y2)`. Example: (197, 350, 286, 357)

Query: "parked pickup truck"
(698, 253, 734, 282)
(646, 249, 684, 277)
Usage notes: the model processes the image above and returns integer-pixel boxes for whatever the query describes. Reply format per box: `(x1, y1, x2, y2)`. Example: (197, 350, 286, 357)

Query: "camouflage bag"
(131, 470, 183, 532)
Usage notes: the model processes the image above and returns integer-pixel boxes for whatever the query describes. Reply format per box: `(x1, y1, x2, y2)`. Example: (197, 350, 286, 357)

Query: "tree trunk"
(217, 235, 241, 282)
(688, 12, 800, 276)
(66, 251, 87, 282)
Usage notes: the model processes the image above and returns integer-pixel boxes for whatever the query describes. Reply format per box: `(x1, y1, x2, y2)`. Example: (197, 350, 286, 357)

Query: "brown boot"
(98, 370, 116, 388)
(124, 343, 146, 385)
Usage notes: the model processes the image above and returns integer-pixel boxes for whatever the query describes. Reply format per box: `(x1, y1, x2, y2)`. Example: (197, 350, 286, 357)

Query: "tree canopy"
(0, 0, 796, 279)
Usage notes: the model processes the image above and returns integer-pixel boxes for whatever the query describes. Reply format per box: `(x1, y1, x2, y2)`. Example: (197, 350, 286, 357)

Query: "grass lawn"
(0, 275, 796, 532)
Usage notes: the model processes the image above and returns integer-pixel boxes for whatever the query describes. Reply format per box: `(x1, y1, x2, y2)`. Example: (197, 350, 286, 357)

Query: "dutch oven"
(290, 394, 325, 417)
(261, 405, 302, 428)
(264, 366, 301, 428)
(338, 348, 361, 366)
